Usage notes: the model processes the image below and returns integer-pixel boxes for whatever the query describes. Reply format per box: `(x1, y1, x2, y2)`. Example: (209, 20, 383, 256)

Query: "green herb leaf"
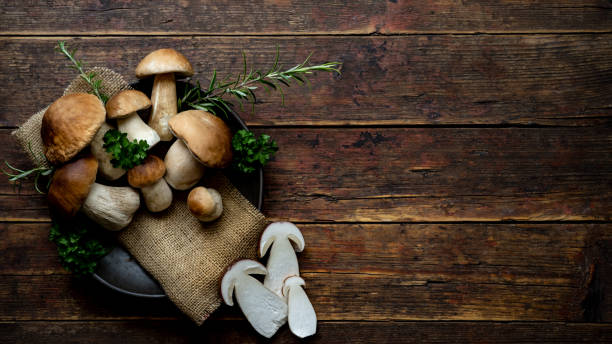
(231, 129, 278, 174)
(102, 129, 149, 169)
(55, 41, 108, 104)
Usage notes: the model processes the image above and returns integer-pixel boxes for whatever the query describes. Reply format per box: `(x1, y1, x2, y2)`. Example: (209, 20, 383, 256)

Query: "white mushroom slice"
(81, 183, 141, 231)
(259, 222, 306, 298)
(221, 260, 287, 338)
(90, 122, 125, 181)
(282, 276, 317, 338)
(164, 139, 205, 190)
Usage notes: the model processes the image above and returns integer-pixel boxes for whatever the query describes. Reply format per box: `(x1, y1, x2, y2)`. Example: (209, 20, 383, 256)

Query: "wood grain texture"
(2, 321, 612, 344)
(2, 127, 610, 222)
(1, 35, 611, 127)
(0, 1, 610, 35)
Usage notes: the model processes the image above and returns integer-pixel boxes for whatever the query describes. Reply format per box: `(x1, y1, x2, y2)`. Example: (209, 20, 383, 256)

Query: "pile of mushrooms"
(221, 222, 317, 338)
(42, 48, 233, 230)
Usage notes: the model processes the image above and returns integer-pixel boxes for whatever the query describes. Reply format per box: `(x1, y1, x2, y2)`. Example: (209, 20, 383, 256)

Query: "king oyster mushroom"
(127, 155, 172, 212)
(221, 259, 288, 338)
(105, 90, 160, 149)
(164, 110, 232, 190)
(47, 154, 141, 231)
(41, 93, 105, 165)
(135, 49, 194, 141)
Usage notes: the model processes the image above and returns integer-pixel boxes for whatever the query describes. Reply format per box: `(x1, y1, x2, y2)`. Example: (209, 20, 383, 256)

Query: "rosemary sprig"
(178, 48, 341, 116)
(55, 41, 109, 103)
(2, 144, 54, 194)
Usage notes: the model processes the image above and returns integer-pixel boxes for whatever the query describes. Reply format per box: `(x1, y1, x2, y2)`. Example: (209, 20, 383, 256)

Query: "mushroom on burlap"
(164, 110, 233, 190)
(187, 186, 222, 222)
(127, 155, 172, 212)
(135, 49, 194, 141)
(47, 154, 140, 231)
(41, 93, 105, 165)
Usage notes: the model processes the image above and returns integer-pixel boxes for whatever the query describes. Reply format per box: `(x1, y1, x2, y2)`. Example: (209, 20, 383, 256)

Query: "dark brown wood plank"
(2, 321, 612, 344)
(0, 1, 610, 35)
(2, 127, 610, 222)
(1, 35, 611, 127)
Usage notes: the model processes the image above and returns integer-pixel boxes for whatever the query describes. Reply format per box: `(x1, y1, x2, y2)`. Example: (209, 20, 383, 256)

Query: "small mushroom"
(90, 122, 126, 181)
(106, 90, 160, 149)
(127, 155, 172, 212)
(187, 186, 222, 222)
(164, 110, 232, 190)
(135, 49, 194, 141)
(47, 154, 141, 231)
(221, 260, 288, 338)
(282, 276, 317, 338)
(259, 222, 306, 298)
(41, 93, 106, 165)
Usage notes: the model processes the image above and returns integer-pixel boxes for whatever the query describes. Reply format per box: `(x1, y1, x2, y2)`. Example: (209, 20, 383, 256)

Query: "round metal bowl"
(92, 80, 263, 298)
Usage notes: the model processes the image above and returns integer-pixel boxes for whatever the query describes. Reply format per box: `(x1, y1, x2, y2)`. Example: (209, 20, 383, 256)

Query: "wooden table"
(1, 1, 611, 342)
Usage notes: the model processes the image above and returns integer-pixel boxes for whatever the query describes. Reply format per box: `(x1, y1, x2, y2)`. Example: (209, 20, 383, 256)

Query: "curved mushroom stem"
(141, 178, 172, 212)
(81, 183, 141, 231)
(164, 140, 205, 190)
(264, 237, 300, 298)
(117, 112, 160, 149)
(149, 73, 177, 141)
(91, 123, 125, 181)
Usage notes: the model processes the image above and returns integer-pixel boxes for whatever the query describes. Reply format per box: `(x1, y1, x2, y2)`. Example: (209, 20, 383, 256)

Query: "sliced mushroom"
(259, 222, 306, 298)
(282, 276, 317, 338)
(128, 155, 172, 212)
(106, 90, 160, 149)
(187, 186, 222, 222)
(41, 93, 105, 165)
(163, 110, 232, 190)
(221, 260, 287, 338)
(135, 49, 194, 141)
(47, 154, 141, 231)
(90, 122, 126, 181)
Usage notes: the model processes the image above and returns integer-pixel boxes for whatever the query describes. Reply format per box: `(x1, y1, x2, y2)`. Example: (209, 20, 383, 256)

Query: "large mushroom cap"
(106, 90, 152, 119)
(127, 155, 166, 188)
(168, 110, 233, 168)
(41, 93, 106, 165)
(47, 154, 98, 218)
(135, 49, 194, 79)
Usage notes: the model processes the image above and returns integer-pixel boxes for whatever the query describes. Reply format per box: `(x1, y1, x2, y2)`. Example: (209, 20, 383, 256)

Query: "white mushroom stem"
(90, 123, 125, 181)
(164, 140, 205, 190)
(141, 178, 172, 212)
(221, 260, 287, 338)
(81, 183, 141, 231)
(117, 112, 160, 149)
(149, 73, 177, 141)
(259, 222, 306, 298)
(282, 276, 317, 338)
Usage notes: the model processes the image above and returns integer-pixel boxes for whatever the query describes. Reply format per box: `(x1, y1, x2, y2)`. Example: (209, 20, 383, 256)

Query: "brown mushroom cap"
(135, 49, 194, 79)
(168, 110, 233, 168)
(188, 186, 223, 221)
(47, 154, 98, 218)
(41, 93, 106, 165)
(127, 155, 166, 188)
(106, 90, 152, 119)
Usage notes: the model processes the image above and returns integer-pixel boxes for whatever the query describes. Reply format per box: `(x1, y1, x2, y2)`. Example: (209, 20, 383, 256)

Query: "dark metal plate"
(92, 80, 263, 298)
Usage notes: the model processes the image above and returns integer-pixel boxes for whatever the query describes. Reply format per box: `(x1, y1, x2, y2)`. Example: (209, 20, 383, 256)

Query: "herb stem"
(55, 41, 108, 103)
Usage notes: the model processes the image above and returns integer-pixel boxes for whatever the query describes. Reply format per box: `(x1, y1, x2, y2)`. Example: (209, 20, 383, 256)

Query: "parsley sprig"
(232, 130, 278, 174)
(55, 41, 109, 103)
(102, 129, 149, 170)
(178, 48, 341, 117)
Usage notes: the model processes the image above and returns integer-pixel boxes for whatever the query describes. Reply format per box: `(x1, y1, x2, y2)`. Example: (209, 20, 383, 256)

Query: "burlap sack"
(12, 67, 268, 325)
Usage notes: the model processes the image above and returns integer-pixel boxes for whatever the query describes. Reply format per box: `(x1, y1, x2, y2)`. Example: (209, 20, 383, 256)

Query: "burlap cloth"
(12, 67, 268, 325)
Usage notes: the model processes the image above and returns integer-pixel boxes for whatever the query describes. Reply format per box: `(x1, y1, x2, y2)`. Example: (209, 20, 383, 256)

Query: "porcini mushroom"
(282, 276, 317, 338)
(259, 222, 306, 298)
(135, 49, 194, 141)
(127, 155, 172, 212)
(164, 110, 232, 190)
(187, 186, 222, 221)
(41, 93, 105, 165)
(221, 260, 287, 338)
(90, 122, 126, 181)
(106, 90, 160, 149)
(47, 154, 141, 231)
